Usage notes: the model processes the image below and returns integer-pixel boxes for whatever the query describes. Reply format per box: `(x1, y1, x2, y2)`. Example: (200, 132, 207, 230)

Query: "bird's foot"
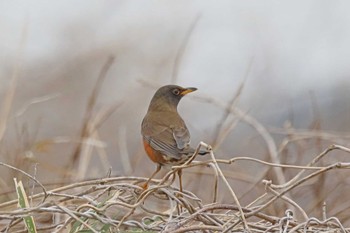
(140, 182, 149, 190)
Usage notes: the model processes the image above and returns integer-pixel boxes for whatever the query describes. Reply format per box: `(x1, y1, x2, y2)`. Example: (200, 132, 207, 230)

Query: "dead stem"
(1, 143, 350, 232)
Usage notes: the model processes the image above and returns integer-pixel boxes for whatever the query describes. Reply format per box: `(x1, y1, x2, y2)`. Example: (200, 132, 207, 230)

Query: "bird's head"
(148, 85, 197, 111)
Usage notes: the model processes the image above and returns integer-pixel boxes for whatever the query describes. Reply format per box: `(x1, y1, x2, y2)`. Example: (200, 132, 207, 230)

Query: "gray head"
(148, 85, 197, 111)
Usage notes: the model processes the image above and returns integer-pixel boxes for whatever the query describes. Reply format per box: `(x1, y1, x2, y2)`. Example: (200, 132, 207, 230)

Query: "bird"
(141, 84, 207, 192)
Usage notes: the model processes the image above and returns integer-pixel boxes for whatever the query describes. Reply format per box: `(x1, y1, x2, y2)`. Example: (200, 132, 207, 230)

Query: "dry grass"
(0, 142, 350, 232)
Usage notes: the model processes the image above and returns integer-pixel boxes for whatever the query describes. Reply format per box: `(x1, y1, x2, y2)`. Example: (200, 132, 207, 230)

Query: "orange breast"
(143, 139, 166, 164)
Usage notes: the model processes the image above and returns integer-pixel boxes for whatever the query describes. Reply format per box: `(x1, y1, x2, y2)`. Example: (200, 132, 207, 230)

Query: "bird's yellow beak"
(180, 87, 197, 96)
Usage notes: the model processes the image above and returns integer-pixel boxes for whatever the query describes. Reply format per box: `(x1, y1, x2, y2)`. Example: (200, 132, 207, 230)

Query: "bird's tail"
(186, 147, 209, 156)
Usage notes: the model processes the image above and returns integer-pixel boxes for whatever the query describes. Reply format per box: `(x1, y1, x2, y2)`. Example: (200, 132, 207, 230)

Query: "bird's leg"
(142, 164, 161, 190)
(177, 169, 183, 194)
(176, 169, 184, 214)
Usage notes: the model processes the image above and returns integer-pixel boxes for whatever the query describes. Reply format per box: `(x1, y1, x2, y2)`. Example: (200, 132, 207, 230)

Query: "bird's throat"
(148, 99, 178, 113)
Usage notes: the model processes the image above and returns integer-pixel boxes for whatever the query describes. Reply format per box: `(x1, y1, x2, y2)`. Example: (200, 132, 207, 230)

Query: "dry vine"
(0, 142, 350, 232)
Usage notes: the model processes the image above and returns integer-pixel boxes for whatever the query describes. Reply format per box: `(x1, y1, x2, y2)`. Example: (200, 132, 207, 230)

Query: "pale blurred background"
(1, 0, 350, 222)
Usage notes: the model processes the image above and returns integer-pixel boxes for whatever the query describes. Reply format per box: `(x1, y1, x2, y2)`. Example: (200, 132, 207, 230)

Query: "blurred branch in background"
(0, 21, 28, 143)
(192, 93, 287, 185)
(14, 93, 61, 119)
(68, 56, 118, 181)
(211, 54, 254, 149)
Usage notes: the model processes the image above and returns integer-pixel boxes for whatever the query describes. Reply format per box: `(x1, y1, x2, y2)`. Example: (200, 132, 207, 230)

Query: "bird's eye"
(172, 89, 180, 95)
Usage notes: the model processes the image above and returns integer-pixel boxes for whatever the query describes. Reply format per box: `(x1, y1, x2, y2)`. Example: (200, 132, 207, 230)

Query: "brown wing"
(141, 116, 191, 159)
(172, 126, 191, 150)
